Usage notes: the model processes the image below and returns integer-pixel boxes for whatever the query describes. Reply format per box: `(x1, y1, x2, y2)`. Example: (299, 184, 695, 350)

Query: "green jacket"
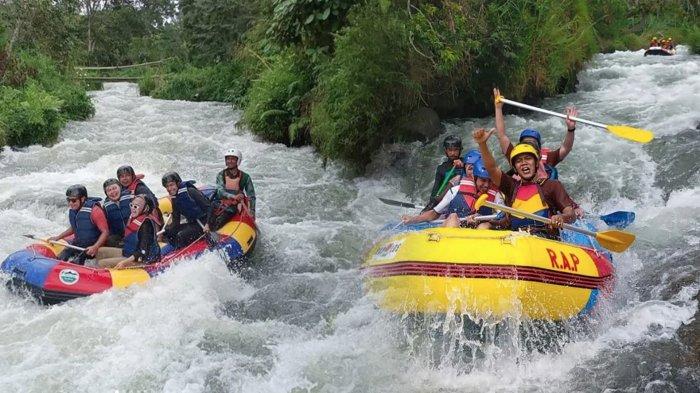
(215, 169, 256, 215)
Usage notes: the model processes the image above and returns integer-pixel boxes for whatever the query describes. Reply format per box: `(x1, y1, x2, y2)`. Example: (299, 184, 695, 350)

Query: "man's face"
(118, 173, 134, 187)
(445, 147, 461, 160)
(513, 154, 537, 181)
(225, 156, 239, 169)
(105, 184, 121, 201)
(165, 181, 178, 196)
(67, 195, 85, 210)
(475, 177, 491, 193)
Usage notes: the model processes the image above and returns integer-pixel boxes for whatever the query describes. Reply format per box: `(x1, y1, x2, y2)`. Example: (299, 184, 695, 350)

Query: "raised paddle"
(496, 95, 654, 143)
(22, 234, 86, 252)
(474, 195, 636, 253)
(436, 166, 457, 196)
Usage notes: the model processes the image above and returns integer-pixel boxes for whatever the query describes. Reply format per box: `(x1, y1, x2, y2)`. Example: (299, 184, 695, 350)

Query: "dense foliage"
(1, 0, 696, 164)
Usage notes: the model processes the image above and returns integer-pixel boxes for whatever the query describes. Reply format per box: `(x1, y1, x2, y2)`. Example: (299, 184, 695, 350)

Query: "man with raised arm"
(472, 128, 576, 238)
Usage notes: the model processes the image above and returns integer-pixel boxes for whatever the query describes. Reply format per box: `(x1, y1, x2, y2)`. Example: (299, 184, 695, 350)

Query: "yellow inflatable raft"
(361, 227, 614, 320)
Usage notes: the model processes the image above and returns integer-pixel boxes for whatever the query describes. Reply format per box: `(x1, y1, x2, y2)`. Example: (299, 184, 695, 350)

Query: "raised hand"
(473, 128, 495, 144)
(565, 106, 578, 130)
(493, 88, 503, 110)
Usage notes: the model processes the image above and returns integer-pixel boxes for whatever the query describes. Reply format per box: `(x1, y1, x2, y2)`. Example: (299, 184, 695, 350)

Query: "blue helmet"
(519, 128, 542, 148)
(463, 148, 481, 165)
(472, 159, 490, 180)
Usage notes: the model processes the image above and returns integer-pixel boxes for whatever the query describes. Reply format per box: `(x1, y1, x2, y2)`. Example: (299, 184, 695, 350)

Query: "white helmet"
(223, 148, 242, 163)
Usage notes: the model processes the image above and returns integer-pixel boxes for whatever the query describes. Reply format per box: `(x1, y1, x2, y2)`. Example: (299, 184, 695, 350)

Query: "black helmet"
(133, 194, 154, 213)
(117, 165, 135, 178)
(102, 178, 120, 191)
(161, 171, 182, 187)
(66, 184, 88, 199)
(443, 135, 462, 150)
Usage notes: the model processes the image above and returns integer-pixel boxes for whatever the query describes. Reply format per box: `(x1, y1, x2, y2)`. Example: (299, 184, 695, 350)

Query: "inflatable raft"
(1, 186, 257, 304)
(644, 46, 675, 56)
(361, 222, 613, 320)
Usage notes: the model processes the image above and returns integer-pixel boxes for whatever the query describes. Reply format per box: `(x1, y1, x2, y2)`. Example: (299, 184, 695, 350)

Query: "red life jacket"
(124, 211, 161, 237)
(458, 178, 497, 206)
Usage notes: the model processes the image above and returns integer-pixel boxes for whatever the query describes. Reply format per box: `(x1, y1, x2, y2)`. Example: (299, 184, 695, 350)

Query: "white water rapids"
(0, 47, 698, 392)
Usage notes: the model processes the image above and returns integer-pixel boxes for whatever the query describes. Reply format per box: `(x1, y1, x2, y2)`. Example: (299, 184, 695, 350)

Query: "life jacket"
(446, 178, 498, 218)
(68, 197, 103, 248)
(103, 191, 132, 237)
(218, 170, 251, 213)
(122, 213, 161, 262)
(509, 181, 550, 231)
(173, 180, 207, 223)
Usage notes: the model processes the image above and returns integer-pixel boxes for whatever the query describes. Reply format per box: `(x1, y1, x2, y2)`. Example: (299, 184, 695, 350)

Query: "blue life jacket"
(174, 180, 207, 223)
(122, 215, 160, 262)
(103, 191, 132, 237)
(544, 164, 558, 180)
(68, 197, 103, 247)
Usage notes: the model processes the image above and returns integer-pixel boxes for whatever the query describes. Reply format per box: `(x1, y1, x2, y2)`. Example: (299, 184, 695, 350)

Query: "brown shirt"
(505, 143, 561, 166)
(499, 174, 574, 215)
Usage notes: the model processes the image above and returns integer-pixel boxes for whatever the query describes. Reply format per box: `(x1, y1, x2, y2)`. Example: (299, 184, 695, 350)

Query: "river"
(0, 47, 698, 392)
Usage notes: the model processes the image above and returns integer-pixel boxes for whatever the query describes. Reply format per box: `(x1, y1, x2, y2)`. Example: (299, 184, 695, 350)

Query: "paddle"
(22, 234, 86, 252)
(378, 197, 635, 228)
(496, 96, 654, 143)
(436, 166, 457, 196)
(474, 195, 636, 253)
(599, 211, 635, 229)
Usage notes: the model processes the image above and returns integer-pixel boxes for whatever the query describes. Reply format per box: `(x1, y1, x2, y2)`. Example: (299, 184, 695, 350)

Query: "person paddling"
(161, 172, 211, 249)
(98, 195, 161, 269)
(102, 178, 132, 247)
(48, 185, 109, 265)
(204, 149, 256, 234)
(403, 158, 502, 229)
(473, 128, 576, 238)
(422, 135, 465, 212)
(493, 88, 578, 181)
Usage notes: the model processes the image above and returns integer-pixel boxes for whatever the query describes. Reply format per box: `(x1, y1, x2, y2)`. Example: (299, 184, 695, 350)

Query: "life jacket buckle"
(427, 233, 441, 242)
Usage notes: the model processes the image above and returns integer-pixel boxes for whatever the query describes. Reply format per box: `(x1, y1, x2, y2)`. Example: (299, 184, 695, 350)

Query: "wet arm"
(557, 128, 575, 161)
(494, 90, 511, 157)
(477, 140, 502, 187)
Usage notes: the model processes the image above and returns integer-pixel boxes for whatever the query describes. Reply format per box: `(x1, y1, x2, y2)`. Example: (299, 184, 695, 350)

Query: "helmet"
(161, 171, 182, 187)
(66, 184, 88, 199)
(462, 148, 481, 165)
(442, 135, 463, 150)
(510, 143, 540, 166)
(102, 178, 120, 191)
(223, 148, 242, 163)
(519, 128, 541, 148)
(472, 159, 490, 180)
(116, 165, 135, 178)
(133, 194, 154, 213)
(652, 36, 657, 40)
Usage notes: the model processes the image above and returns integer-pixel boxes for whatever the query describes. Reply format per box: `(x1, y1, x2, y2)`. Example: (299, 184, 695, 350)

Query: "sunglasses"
(129, 203, 145, 209)
(66, 198, 79, 203)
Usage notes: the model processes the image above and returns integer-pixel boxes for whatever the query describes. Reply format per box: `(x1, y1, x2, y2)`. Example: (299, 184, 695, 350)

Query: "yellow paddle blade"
(474, 194, 488, 210)
(606, 125, 654, 143)
(595, 230, 636, 253)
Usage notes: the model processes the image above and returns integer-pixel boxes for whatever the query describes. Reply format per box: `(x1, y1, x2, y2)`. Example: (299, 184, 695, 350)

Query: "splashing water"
(0, 47, 698, 392)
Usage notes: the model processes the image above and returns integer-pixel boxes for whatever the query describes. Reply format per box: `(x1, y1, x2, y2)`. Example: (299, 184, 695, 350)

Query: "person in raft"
(473, 128, 576, 238)
(161, 171, 211, 248)
(98, 195, 161, 269)
(48, 185, 109, 265)
(117, 165, 158, 210)
(402, 157, 502, 229)
(422, 135, 465, 212)
(204, 148, 256, 235)
(649, 37, 659, 47)
(102, 178, 132, 247)
(492, 88, 578, 181)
